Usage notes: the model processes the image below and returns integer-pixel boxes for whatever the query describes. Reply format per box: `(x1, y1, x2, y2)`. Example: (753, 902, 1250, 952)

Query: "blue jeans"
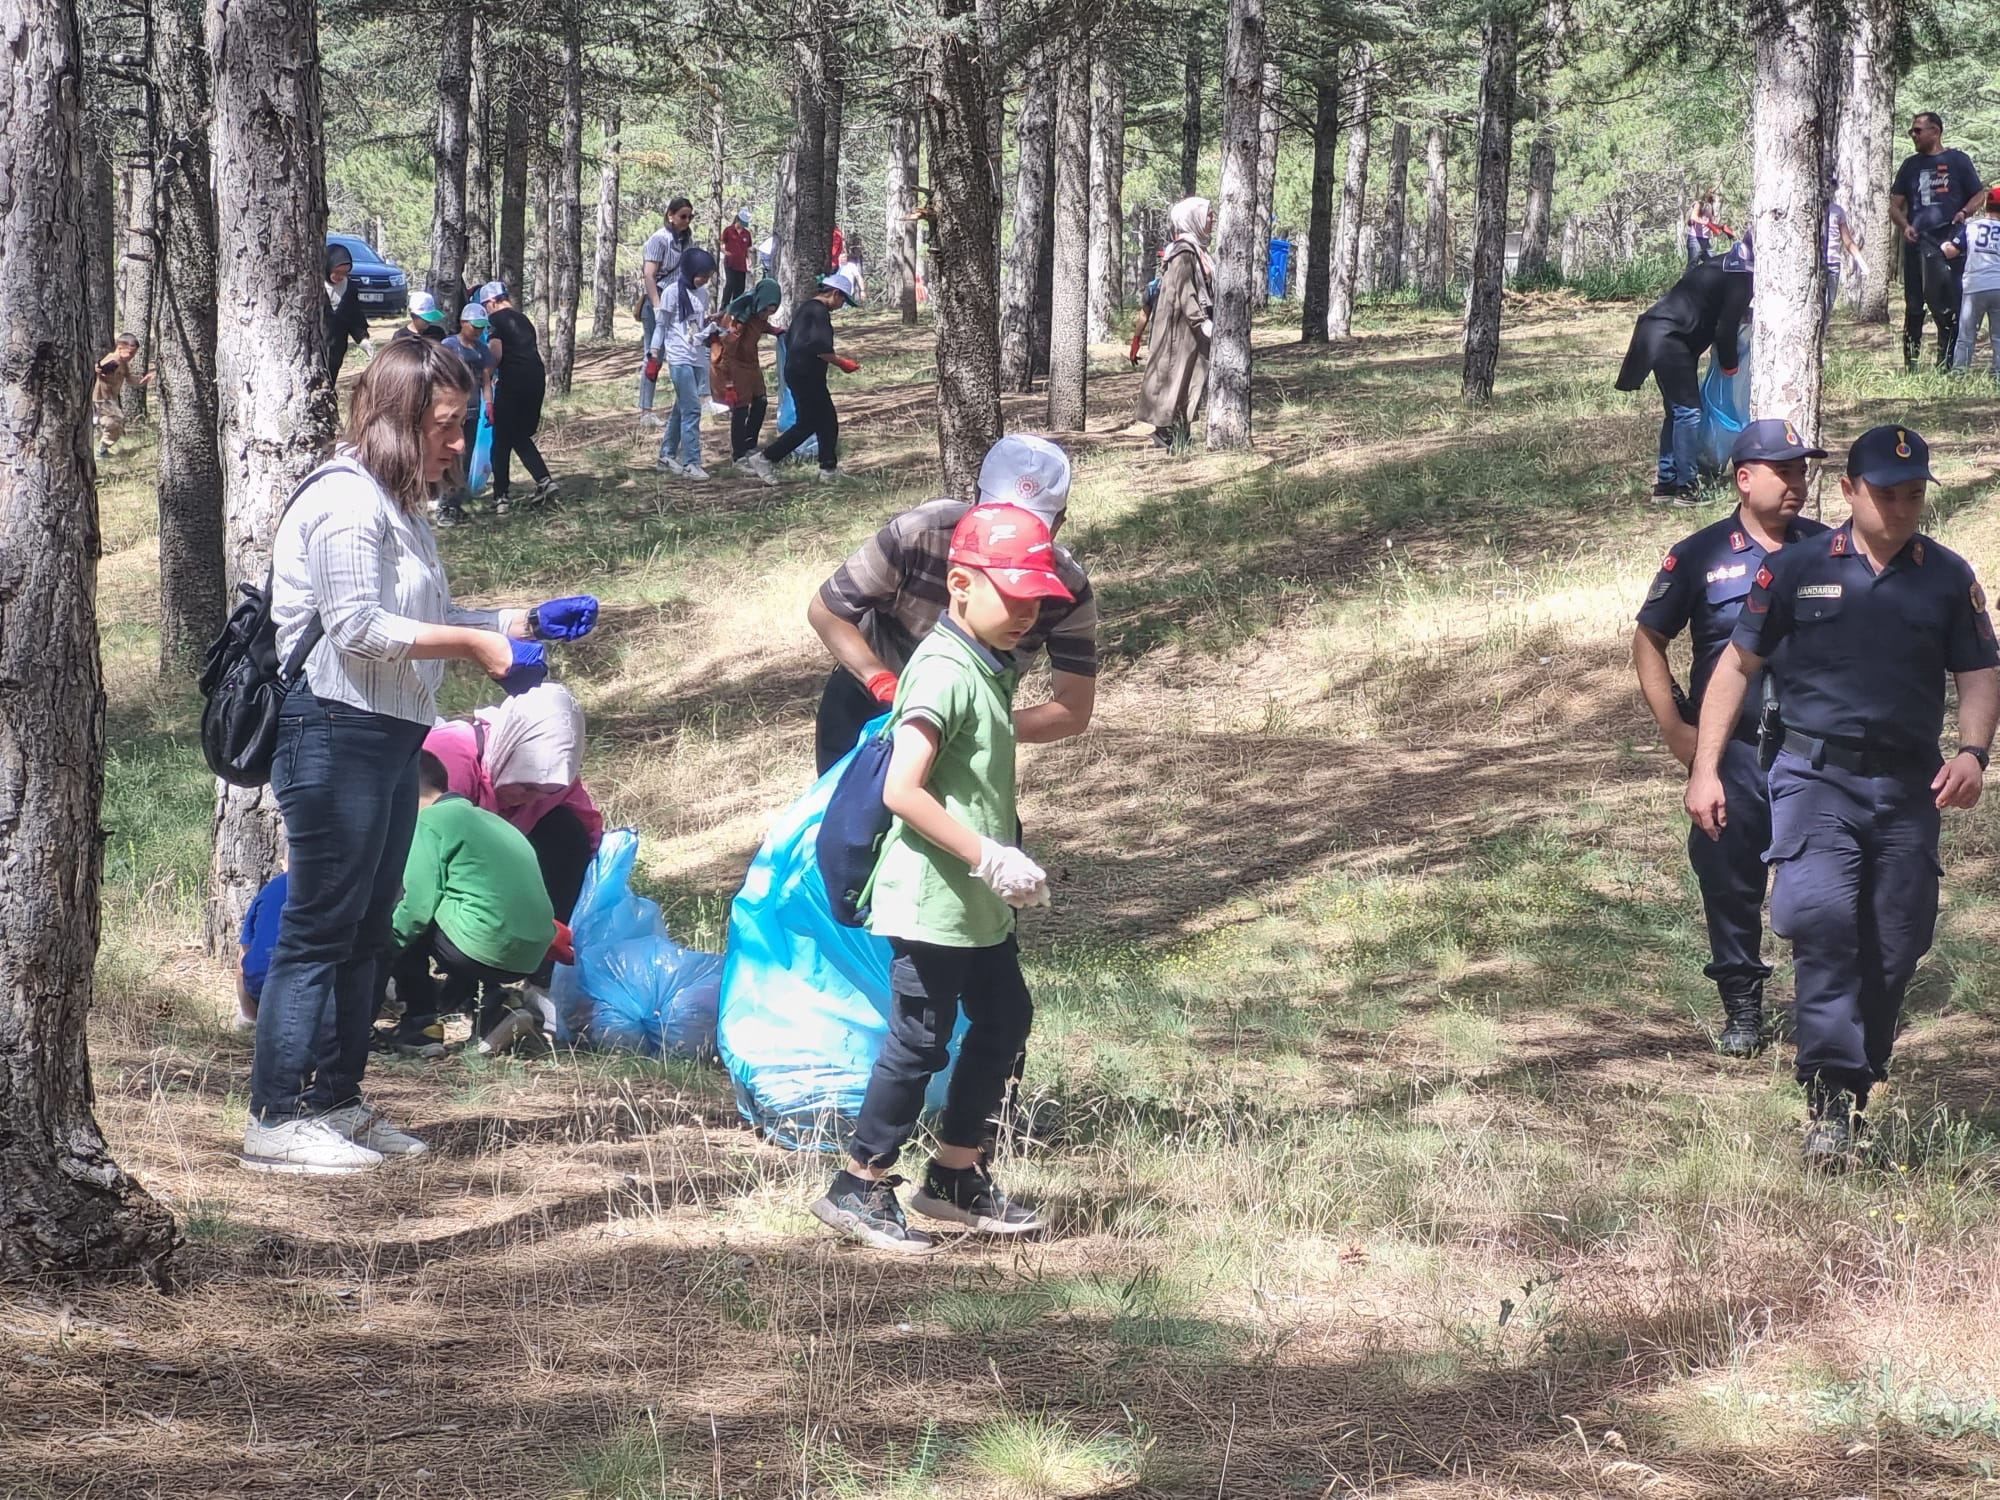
(1656, 404, 1702, 488)
(250, 680, 427, 1121)
(657, 363, 702, 468)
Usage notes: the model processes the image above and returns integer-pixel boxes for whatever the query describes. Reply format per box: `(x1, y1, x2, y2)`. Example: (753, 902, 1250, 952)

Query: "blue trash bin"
(1267, 239, 1292, 300)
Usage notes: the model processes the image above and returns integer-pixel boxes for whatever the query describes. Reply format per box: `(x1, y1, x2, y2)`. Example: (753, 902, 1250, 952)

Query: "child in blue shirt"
(237, 869, 288, 1032)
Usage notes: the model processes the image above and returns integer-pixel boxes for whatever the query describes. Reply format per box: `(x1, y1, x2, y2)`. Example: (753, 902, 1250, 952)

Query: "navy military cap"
(1847, 424, 1938, 485)
(1729, 417, 1827, 465)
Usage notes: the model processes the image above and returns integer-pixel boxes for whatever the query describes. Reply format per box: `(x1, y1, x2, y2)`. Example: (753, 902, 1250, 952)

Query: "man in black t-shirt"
(1890, 111, 1989, 369)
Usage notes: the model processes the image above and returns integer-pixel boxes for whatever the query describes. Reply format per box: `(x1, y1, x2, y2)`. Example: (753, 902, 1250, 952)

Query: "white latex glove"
(974, 837, 1047, 906)
(1199, 319, 1214, 340)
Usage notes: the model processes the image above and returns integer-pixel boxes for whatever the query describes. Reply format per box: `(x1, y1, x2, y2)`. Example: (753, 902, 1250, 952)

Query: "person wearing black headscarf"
(323, 242, 373, 386)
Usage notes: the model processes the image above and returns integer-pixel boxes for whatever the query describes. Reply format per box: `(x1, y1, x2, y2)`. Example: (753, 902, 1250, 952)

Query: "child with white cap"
(742, 271, 862, 487)
(805, 433, 1099, 772)
(394, 292, 451, 344)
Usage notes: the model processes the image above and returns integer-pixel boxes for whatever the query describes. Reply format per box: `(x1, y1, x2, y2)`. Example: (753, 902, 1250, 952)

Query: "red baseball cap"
(948, 503, 1075, 602)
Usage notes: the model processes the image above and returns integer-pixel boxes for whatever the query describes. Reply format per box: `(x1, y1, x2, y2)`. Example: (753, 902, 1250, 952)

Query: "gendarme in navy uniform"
(1686, 424, 2000, 1169)
(1633, 419, 1828, 1057)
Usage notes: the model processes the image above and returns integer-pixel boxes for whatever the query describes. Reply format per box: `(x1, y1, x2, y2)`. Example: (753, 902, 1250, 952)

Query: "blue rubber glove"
(534, 595, 599, 641)
(498, 639, 547, 695)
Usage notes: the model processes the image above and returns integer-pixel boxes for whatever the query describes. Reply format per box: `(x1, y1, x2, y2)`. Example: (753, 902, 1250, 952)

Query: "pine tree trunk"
(546, 5, 583, 395)
(591, 105, 622, 340)
(117, 161, 157, 421)
(1327, 43, 1371, 341)
(466, 17, 493, 276)
(497, 75, 530, 292)
(886, 84, 921, 324)
(1461, 14, 1517, 403)
(999, 60, 1056, 393)
(1380, 119, 1410, 291)
(531, 155, 553, 329)
(1749, 0, 1837, 440)
(1514, 0, 1563, 283)
(710, 69, 727, 262)
(1253, 61, 1281, 310)
(1047, 43, 1092, 430)
(821, 62, 846, 262)
(1300, 69, 1337, 342)
(925, 0, 1002, 497)
(205, 0, 337, 956)
(1206, 0, 1265, 450)
(1560, 215, 1581, 277)
(428, 0, 473, 304)
(1418, 121, 1450, 305)
(1357, 221, 1377, 294)
(1086, 51, 1124, 340)
(83, 132, 118, 357)
(1835, 0, 1894, 323)
(1180, 15, 1203, 195)
(779, 38, 828, 315)
(1031, 128, 1056, 378)
(977, 0, 1004, 269)
(0, 0, 179, 1279)
(151, 0, 226, 679)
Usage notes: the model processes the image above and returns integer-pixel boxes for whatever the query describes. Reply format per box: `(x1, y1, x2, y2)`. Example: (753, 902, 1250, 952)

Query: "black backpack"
(815, 716, 896, 927)
(197, 468, 333, 786)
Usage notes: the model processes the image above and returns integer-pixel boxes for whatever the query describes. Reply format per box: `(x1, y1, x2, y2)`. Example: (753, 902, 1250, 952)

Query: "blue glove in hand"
(534, 595, 599, 641)
(499, 639, 547, 695)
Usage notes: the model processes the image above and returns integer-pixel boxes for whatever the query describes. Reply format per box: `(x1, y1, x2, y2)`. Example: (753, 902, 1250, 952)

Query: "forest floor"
(11, 294, 2000, 1498)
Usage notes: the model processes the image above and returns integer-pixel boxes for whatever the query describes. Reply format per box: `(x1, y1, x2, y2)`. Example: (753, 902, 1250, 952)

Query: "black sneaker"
(530, 477, 562, 506)
(810, 1172, 935, 1255)
(1648, 481, 1687, 506)
(909, 1159, 1044, 1235)
(1715, 983, 1766, 1059)
(371, 1019, 446, 1060)
(435, 502, 467, 528)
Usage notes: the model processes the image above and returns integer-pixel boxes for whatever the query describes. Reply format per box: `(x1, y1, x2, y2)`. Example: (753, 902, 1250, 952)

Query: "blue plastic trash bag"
(467, 397, 495, 497)
(717, 716, 961, 1149)
(771, 334, 820, 462)
(1698, 325, 1752, 474)
(547, 828, 722, 1058)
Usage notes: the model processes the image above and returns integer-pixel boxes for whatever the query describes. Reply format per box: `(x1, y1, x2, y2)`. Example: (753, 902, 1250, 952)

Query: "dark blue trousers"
(1687, 737, 1775, 988)
(1765, 749, 1942, 1093)
(251, 681, 427, 1121)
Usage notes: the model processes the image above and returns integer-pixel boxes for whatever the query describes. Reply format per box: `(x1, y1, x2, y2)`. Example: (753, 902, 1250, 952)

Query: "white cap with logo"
(976, 434, 1071, 524)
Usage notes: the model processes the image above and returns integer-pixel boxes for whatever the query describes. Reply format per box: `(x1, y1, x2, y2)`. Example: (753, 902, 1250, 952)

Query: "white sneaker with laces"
(815, 467, 843, 485)
(744, 453, 778, 487)
(241, 1115, 384, 1174)
(656, 456, 685, 475)
(703, 399, 730, 416)
(320, 1101, 429, 1158)
(639, 412, 665, 429)
(685, 464, 711, 482)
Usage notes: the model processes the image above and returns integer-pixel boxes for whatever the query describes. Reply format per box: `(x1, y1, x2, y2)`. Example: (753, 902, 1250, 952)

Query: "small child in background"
(713, 278, 781, 465)
(379, 751, 558, 1058)
(92, 334, 153, 458)
(437, 303, 495, 525)
(654, 247, 717, 482)
(810, 503, 1070, 1255)
(1945, 189, 2000, 376)
(236, 865, 288, 1033)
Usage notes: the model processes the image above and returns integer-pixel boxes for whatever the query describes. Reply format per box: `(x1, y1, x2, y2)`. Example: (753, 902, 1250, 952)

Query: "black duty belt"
(1780, 730, 1931, 776)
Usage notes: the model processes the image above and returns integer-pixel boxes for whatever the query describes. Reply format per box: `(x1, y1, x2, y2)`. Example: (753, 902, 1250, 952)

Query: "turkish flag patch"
(1662, 553, 1678, 572)
(1754, 566, 1774, 589)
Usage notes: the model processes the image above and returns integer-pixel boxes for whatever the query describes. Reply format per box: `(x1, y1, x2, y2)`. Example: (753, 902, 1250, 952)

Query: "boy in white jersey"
(1945, 189, 2000, 374)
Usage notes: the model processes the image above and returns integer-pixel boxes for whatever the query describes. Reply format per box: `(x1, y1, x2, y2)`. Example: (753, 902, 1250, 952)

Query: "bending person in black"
(1614, 248, 1754, 503)
(477, 280, 560, 512)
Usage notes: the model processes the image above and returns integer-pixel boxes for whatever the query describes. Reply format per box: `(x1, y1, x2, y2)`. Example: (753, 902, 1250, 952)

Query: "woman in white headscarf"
(1134, 195, 1215, 447)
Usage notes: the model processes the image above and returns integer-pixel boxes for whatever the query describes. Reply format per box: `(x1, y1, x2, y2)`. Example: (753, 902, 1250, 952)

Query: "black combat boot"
(1803, 1077, 1862, 1173)
(1715, 980, 1766, 1058)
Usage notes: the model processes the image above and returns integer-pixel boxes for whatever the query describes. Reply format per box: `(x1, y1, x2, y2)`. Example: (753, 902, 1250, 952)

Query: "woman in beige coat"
(1135, 196, 1215, 447)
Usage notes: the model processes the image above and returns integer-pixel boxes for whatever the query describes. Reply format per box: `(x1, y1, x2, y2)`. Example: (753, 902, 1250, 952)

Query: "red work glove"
(722, 384, 738, 408)
(643, 354, 662, 381)
(865, 670, 899, 705)
(547, 919, 575, 967)
(1720, 366, 1738, 376)
(1128, 333, 1142, 366)
(832, 355, 860, 374)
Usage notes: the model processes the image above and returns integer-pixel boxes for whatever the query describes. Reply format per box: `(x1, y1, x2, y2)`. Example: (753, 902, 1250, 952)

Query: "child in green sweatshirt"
(380, 751, 558, 1057)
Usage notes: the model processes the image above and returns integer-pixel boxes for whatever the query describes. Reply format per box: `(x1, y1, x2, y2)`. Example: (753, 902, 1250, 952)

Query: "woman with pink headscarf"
(423, 683, 602, 992)
(1134, 195, 1215, 449)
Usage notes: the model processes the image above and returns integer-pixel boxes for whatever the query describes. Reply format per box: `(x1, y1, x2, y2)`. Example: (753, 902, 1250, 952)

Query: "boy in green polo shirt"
(811, 504, 1072, 1254)
(379, 751, 558, 1057)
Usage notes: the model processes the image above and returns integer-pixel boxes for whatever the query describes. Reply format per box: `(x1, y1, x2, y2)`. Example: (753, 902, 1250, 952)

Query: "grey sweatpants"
(1953, 287, 2000, 374)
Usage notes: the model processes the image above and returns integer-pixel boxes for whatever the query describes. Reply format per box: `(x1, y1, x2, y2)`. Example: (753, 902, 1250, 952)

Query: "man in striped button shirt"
(806, 435, 1099, 774)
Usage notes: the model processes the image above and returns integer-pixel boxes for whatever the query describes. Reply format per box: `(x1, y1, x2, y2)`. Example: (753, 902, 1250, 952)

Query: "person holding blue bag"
(436, 302, 495, 526)
(809, 503, 1070, 1254)
(1615, 244, 1753, 505)
(244, 338, 602, 1175)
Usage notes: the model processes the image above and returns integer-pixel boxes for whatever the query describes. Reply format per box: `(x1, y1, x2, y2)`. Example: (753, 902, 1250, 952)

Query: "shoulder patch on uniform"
(1974, 580, 1988, 614)
(1797, 583, 1843, 599)
(1646, 577, 1673, 602)
(1913, 540, 1927, 565)
(1661, 552, 1678, 572)
(1729, 530, 1748, 552)
(1754, 565, 1774, 589)
(1831, 532, 1848, 555)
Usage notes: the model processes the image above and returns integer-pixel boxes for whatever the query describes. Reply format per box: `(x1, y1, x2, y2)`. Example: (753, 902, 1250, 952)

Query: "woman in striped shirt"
(245, 338, 597, 1175)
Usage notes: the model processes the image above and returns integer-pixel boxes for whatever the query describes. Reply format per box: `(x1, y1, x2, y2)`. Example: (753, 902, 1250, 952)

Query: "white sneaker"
(639, 412, 665, 429)
(655, 456, 685, 475)
(703, 399, 730, 416)
(241, 1115, 384, 1175)
(684, 464, 711, 482)
(493, 496, 512, 515)
(320, 1101, 429, 1158)
(477, 1009, 535, 1057)
(815, 467, 843, 485)
(743, 453, 778, 487)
